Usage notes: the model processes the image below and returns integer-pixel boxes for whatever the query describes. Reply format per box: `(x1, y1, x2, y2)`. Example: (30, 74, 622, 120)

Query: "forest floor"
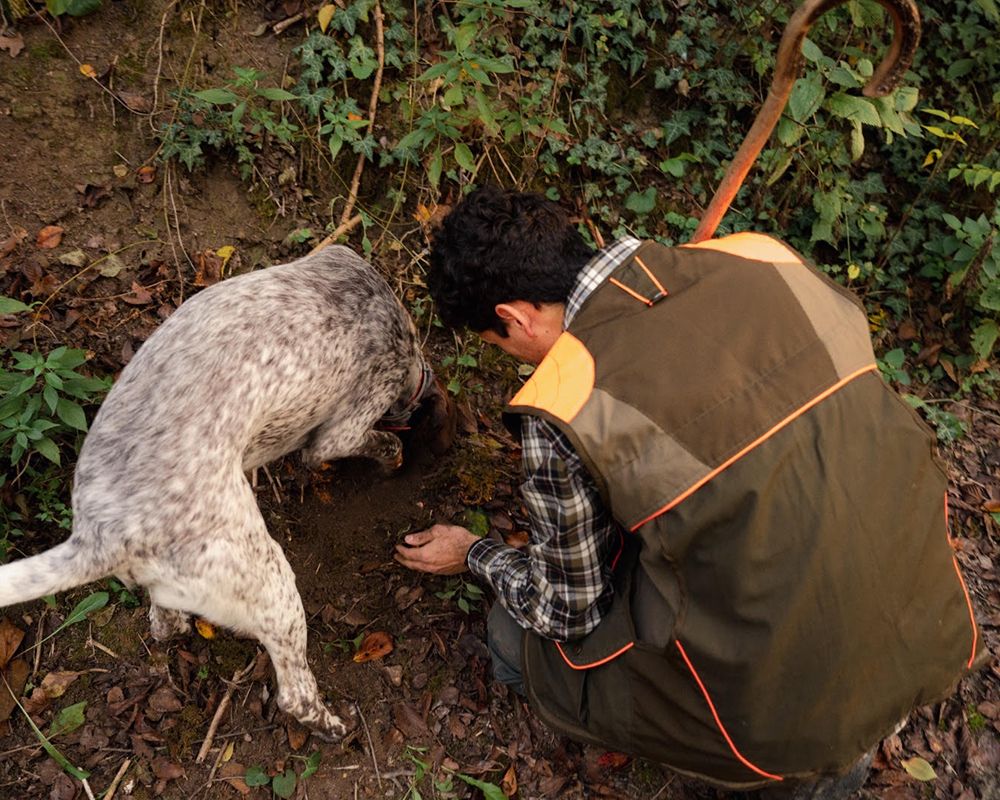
(1, 2, 999, 799)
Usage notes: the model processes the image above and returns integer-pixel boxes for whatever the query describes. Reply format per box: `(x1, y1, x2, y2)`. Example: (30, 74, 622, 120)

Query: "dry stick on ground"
(195, 657, 258, 763)
(103, 757, 132, 800)
(357, 703, 383, 790)
(311, 0, 385, 255)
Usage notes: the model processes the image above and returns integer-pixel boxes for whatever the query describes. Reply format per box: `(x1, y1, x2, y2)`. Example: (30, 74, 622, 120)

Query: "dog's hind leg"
(149, 605, 190, 641)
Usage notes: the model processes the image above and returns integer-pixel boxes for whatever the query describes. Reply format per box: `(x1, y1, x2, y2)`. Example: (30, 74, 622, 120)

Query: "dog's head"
(406, 375, 457, 456)
(378, 365, 457, 456)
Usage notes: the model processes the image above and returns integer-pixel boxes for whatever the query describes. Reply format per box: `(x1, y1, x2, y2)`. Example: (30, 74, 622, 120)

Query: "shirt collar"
(564, 237, 642, 326)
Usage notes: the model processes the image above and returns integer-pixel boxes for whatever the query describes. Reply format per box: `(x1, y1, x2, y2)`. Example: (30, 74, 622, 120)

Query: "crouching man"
(395, 186, 984, 797)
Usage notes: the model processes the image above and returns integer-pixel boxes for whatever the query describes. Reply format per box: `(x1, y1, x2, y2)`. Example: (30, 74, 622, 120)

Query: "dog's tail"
(0, 537, 109, 607)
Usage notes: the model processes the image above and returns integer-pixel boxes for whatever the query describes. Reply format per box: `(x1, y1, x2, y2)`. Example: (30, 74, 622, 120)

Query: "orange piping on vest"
(555, 640, 635, 671)
(632, 364, 879, 531)
(634, 255, 668, 297)
(675, 640, 784, 782)
(609, 277, 654, 306)
(945, 493, 979, 669)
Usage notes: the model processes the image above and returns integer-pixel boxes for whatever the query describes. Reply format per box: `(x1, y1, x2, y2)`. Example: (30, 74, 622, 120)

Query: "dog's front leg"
(303, 426, 403, 472)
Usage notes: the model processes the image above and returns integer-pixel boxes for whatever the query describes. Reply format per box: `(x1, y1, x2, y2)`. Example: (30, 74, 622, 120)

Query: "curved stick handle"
(689, 0, 921, 244)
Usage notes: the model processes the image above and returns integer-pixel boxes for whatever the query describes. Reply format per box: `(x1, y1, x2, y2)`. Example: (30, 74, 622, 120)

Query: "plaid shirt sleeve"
(466, 415, 619, 641)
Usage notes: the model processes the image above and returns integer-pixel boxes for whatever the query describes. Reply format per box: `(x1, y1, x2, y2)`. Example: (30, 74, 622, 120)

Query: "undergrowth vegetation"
(155, 0, 999, 405)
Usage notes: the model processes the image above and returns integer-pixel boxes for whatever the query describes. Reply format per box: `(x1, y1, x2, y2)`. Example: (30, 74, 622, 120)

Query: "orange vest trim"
(945, 493, 980, 669)
(631, 364, 879, 531)
(555, 640, 636, 671)
(682, 232, 802, 263)
(675, 639, 785, 782)
(509, 332, 596, 424)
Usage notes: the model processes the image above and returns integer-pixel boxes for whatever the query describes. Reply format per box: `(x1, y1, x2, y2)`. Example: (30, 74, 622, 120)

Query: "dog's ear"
(420, 377, 457, 455)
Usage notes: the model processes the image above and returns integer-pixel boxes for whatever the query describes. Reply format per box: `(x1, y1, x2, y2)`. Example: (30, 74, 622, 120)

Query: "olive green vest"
(505, 234, 982, 789)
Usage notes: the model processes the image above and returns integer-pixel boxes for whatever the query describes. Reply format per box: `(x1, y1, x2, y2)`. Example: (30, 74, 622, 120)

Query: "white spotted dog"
(0, 245, 454, 741)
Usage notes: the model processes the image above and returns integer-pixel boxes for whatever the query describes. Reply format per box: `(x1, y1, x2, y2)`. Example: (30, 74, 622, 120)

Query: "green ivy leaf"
(256, 88, 298, 102)
(64, 0, 101, 15)
(454, 143, 476, 172)
(455, 773, 506, 800)
(56, 398, 88, 432)
(49, 701, 86, 737)
(625, 187, 657, 215)
(971, 320, 999, 358)
(0, 297, 31, 314)
(826, 93, 881, 127)
(271, 769, 297, 799)
(193, 88, 240, 105)
(35, 436, 60, 466)
(301, 751, 322, 780)
(462, 508, 490, 538)
(245, 766, 270, 787)
(427, 149, 443, 189)
(788, 76, 825, 123)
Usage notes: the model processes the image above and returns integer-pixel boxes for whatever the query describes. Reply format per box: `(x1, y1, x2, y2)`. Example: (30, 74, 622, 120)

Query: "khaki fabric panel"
(770, 260, 875, 379)
(637, 373, 974, 774)
(570, 388, 710, 530)
(576, 243, 842, 478)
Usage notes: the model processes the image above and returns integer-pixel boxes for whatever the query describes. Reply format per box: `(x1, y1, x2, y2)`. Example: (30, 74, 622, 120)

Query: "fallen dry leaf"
(195, 618, 216, 639)
(137, 165, 157, 184)
(596, 751, 631, 770)
(193, 250, 224, 287)
(984, 500, 1000, 513)
(219, 762, 251, 796)
(354, 631, 394, 663)
(79, 63, 97, 79)
(0, 658, 30, 723)
(148, 686, 182, 715)
(40, 670, 81, 699)
(36, 225, 64, 249)
(0, 33, 25, 58)
(286, 719, 308, 751)
(0, 618, 25, 669)
(151, 757, 185, 781)
(0, 227, 27, 258)
(502, 764, 518, 797)
(123, 281, 153, 305)
(391, 701, 430, 738)
(118, 91, 152, 113)
(504, 531, 530, 549)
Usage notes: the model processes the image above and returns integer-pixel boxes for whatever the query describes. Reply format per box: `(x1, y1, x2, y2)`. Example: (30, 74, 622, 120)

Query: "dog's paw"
(310, 701, 360, 743)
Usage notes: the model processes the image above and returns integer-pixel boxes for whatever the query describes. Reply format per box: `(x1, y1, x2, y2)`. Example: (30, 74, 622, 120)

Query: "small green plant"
(436, 577, 485, 614)
(158, 68, 299, 178)
(245, 752, 321, 798)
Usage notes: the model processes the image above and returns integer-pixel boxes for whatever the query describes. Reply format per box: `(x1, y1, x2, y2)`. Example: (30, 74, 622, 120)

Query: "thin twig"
(357, 703, 382, 789)
(261, 464, 283, 505)
(338, 0, 385, 229)
(150, 0, 179, 134)
(273, 12, 305, 35)
(81, 779, 96, 800)
(310, 214, 364, 254)
(195, 658, 257, 763)
(32, 608, 46, 678)
(103, 757, 132, 800)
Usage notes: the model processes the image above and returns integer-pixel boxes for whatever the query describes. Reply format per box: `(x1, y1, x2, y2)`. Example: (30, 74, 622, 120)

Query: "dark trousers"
(485, 604, 873, 799)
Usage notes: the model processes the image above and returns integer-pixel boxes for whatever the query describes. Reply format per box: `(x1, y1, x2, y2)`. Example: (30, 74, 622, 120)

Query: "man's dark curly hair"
(427, 186, 595, 335)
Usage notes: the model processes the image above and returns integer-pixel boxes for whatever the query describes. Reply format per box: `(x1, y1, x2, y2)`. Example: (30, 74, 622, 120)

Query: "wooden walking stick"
(690, 0, 922, 244)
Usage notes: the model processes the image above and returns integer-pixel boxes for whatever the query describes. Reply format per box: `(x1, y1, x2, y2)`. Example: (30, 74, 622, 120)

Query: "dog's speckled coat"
(0, 246, 430, 739)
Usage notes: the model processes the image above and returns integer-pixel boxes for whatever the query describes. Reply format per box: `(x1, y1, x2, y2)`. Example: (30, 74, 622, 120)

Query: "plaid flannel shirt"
(466, 237, 642, 641)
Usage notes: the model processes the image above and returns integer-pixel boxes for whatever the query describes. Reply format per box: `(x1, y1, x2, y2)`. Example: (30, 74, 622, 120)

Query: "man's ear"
(494, 301, 536, 335)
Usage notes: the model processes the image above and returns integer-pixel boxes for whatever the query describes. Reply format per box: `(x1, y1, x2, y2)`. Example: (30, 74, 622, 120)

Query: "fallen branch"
(338, 0, 385, 228)
(310, 214, 363, 255)
(357, 703, 382, 790)
(195, 658, 257, 763)
(103, 758, 132, 800)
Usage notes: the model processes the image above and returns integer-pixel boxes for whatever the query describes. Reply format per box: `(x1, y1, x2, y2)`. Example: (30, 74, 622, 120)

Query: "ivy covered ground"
(0, 0, 998, 798)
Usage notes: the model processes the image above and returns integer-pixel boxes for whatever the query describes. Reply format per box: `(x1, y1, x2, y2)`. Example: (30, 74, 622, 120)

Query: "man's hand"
(394, 524, 479, 575)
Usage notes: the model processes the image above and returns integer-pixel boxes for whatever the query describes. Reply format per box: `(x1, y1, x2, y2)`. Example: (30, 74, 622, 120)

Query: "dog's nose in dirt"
(418, 376, 457, 456)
